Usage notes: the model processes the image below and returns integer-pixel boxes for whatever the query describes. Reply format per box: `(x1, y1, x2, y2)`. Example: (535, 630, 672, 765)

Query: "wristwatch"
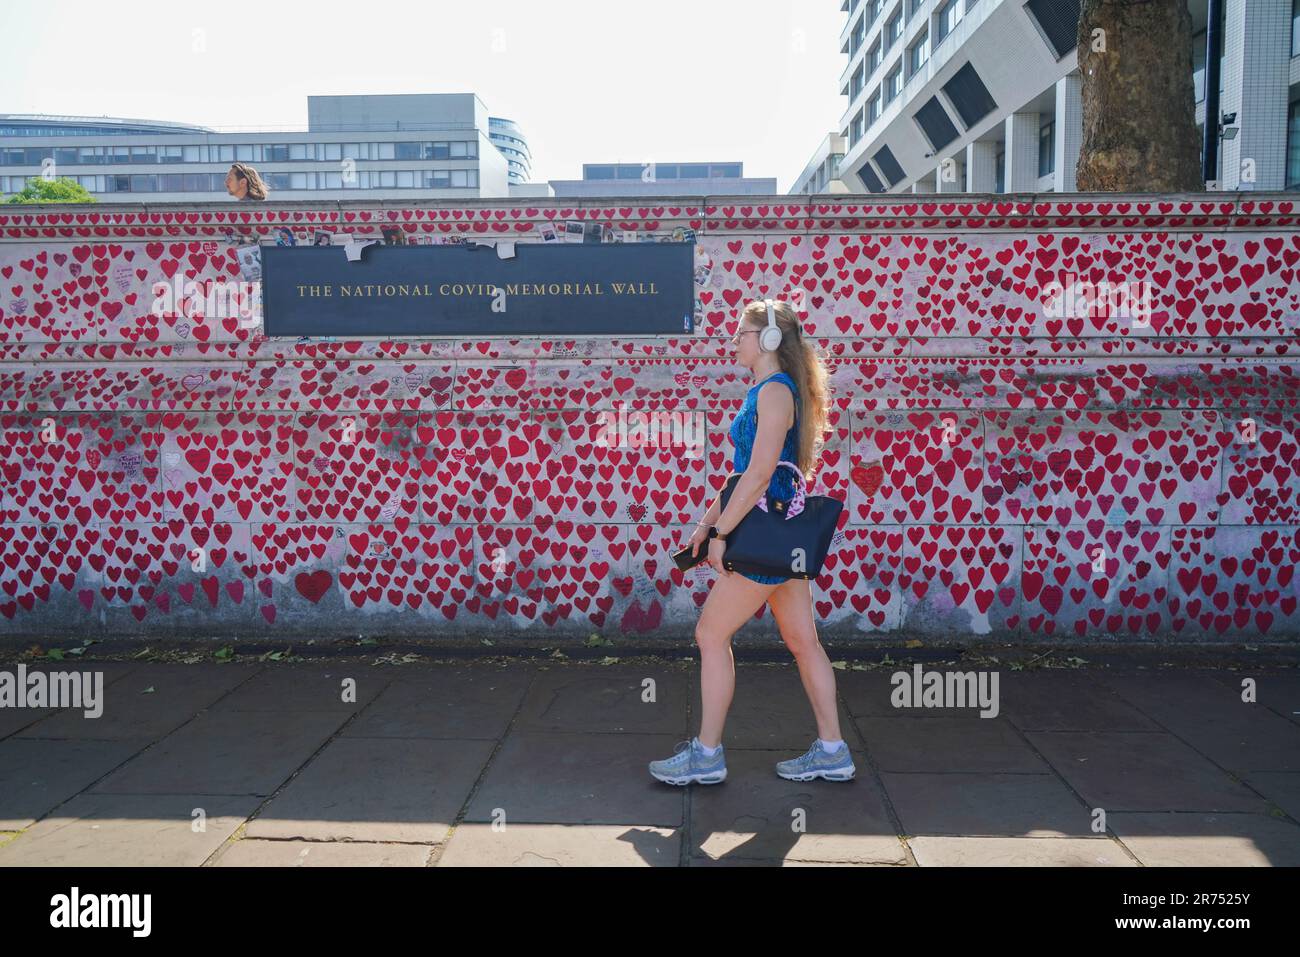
(712, 526, 729, 543)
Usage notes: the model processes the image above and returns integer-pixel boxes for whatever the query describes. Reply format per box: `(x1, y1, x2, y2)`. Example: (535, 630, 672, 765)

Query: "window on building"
(867, 38, 881, 75)
(869, 89, 882, 125)
(909, 27, 930, 76)
(995, 148, 1005, 192)
(1038, 120, 1055, 177)
(851, 109, 865, 146)
(852, 15, 865, 55)
(885, 11, 902, 50)
(908, 0, 925, 20)
(1192, 30, 1206, 102)
(852, 62, 866, 99)
(866, 0, 881, 27)
(935, 0, 962, 44)
(884, 65, 904, 105)
(1288, 100, 1300, 188)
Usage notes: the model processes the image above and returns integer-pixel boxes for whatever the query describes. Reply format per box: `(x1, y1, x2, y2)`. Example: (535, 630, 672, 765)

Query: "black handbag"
(693, 462, 843, 580)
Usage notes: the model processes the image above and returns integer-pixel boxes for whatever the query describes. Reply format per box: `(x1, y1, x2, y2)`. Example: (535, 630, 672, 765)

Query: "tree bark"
(1076, 0, 1203, 191)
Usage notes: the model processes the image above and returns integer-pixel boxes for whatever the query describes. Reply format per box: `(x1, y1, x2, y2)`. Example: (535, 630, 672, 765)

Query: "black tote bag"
(715, 462, 844, 580)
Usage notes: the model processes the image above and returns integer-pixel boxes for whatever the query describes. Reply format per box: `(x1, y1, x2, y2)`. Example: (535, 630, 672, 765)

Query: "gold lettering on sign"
(293, 280, 661, 299)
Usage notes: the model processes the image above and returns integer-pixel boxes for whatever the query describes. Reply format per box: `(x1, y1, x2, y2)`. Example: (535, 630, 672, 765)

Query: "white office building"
(0, 93, 534, 202)
(790, 132, 851, 194)
(833, 0, 1300, 194)
(549, 162, 777, 197)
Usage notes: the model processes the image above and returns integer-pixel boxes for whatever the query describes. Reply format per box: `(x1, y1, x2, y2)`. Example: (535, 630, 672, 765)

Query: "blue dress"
(726, 370, 800, 584)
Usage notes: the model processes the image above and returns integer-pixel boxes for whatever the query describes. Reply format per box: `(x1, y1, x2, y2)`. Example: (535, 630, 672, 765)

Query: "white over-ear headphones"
(759, 299, 783, 352)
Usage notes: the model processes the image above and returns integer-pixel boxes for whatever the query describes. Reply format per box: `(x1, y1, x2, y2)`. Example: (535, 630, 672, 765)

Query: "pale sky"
(1, 0, 847, 192)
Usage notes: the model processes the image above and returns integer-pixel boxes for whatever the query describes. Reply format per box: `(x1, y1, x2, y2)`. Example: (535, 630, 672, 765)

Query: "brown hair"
(229, 163, 269, 200)
(741, 298, 830, 482)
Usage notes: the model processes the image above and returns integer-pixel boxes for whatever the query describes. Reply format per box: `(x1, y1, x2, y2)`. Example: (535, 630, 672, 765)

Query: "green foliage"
(4, 176, 96, 204)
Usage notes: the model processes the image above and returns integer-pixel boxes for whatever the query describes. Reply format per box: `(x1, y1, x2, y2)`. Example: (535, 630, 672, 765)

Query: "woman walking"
(649, 299, 854, 785)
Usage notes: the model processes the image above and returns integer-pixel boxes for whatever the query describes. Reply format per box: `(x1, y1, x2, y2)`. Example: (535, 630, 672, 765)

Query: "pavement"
(0, 650, 1298, 866)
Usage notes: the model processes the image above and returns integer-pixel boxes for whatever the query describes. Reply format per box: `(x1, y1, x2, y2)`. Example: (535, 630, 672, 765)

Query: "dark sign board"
(261, 241, 695, 337)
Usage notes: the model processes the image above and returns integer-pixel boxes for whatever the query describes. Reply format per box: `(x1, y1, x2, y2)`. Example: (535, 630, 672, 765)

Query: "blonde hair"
(741, 299, 830, 482)
(229, 163, 269, 201)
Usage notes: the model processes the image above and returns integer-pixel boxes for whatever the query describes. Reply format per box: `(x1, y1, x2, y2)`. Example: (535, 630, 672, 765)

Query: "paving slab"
(687, 748, 907, 865)
(1241, 771, 1300, 820)
(463, 731, 685, 827)
(1206, 671, 1300, 727)
(837, 668, 995, 720)
(13, 663, 258, 741)
(1097, 673, 1300, 773)
(0, 793, 260, 867)
(688, 855, 907, 866)
(1025, 730, 1273, 813)
(880, 771, 1094, 837)
(908, 836, 1137, 866)
(511, 665, 689, 735)
(436, 823, 679, 866)
(0, 738, 152, 830)
(0, 662, 140, 738)
(342, 665, 534, 739)
(207, 663, 387, 712)
(856, 716, 1050, 773)
(211, 838, 432, 867)
(88, 709, 349, 796)
(1107, 811, 1300, 866)
(995, 671, 1163, 732)
(245, 737, 493, 843)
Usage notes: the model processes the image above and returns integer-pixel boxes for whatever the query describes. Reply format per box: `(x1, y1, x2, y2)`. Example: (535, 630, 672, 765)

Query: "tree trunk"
(1076, 0, 1203, 191)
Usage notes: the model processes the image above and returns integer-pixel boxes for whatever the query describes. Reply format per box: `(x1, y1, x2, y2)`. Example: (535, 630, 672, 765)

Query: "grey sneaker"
(776, 739, 856, 782)
(649, 737, 727, 785)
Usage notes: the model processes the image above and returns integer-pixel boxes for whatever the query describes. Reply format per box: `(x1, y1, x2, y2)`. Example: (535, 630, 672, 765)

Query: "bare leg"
(694, 572, 779, 748)
(767, 578, 841, 740)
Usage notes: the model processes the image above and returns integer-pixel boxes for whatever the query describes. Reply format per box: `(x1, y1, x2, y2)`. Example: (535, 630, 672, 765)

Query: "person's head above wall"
(225, 163, 269, 201)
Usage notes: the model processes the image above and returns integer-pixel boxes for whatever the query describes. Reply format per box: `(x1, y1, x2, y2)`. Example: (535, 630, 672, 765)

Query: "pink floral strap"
(754, 460, 806, 519)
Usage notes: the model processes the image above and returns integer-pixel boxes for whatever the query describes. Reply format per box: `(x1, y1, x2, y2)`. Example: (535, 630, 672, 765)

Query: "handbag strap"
(754, 460, 806, 519)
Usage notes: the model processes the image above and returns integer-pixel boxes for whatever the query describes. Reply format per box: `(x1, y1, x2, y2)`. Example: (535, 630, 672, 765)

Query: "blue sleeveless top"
(728, 370, 800, 503)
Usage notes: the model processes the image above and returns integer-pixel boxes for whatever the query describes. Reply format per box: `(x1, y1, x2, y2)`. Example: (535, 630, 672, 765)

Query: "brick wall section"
(0, 195, 1298, 643)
